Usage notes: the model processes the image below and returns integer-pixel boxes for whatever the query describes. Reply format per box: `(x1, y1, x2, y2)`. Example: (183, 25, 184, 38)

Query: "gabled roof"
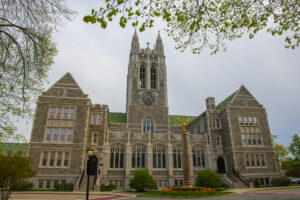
(215, 85, 261, 111)
(216, 91, 237, 111)
(44, 72, 87, 97)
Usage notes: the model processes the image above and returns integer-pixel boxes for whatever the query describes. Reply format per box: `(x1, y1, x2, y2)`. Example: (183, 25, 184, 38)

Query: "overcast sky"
(18, 0, 300, 146)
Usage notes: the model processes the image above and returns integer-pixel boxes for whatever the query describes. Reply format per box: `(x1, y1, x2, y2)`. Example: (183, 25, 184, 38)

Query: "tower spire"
(155, 30, 164, 54)
(131, 29, 140, 52)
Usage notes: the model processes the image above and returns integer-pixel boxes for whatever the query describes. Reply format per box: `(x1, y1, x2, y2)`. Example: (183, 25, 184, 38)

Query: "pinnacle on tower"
(155, 30, 164, 54)
(156, 30, 162, 43)
(131, 29, 140, 52)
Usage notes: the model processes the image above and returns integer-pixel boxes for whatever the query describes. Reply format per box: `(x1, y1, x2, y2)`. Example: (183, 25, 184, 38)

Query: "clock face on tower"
(142, 92, 155, 105)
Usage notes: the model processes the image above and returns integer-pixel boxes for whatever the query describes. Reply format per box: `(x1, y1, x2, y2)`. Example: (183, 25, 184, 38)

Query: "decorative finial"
(176, 117, 191, 132)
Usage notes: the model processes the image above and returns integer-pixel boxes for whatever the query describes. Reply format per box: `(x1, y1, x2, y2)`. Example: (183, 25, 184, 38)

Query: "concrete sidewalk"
(10, 191, 136, 200)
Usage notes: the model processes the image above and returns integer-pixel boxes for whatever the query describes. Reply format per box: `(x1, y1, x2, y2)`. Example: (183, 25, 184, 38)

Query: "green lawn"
(139, 190, 232, 198)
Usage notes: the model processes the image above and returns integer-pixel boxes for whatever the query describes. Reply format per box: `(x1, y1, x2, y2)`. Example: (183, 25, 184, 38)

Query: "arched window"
(153, 145, 166, 168)
(143, 117, 155, 134)
(110, 145, 124, 168)
(173, 146, 182, 168)
(192, 146, 205, 168)
(132, 145, 146, 168)
(140, 65, 145, 88)
(150, 65, 156, 89)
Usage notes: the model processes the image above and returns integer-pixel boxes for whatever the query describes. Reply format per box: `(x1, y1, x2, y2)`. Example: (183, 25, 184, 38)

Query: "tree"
(0, 153, 36, 200)
(274, 143, 289, 169)
(129, 169, 157, 192)
(284, 134, 300, 177)
(195, 169, 224, 188)
(284, 158, 300, 177)
(289, 134, 300, 160)
(84, 0, 300, 54)
(0, 0, 75, 143)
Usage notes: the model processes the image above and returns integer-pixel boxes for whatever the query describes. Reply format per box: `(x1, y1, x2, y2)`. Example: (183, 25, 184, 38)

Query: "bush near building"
(195, 169, 224, 188)
(54, 183, 74, 191)
(271, 177, 291, 187)
(10, 181, 33, 191)
(100, 184, 116, 191)
(129, 169, 157, 192)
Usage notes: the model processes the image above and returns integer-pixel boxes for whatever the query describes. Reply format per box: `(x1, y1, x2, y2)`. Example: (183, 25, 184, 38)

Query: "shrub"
(249, 179, 261, 188)
(10, 181, 33, 191)
(129, 169, 157, 192)
(65, 183, 74, 191)
(55, 183, 74, 191)
(271, 177, 291, 187)
(100, 184, 116, 191)
(195, 169, 224, 188)
(55, 183, 65, 191)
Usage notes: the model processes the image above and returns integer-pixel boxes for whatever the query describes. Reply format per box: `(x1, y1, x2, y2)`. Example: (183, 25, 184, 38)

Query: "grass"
(139, 189, 232, 198)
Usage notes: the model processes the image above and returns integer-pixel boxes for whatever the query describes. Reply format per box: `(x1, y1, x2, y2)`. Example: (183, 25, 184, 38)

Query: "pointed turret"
(155, 30, 164, 54)
(131, 29, 140, 52)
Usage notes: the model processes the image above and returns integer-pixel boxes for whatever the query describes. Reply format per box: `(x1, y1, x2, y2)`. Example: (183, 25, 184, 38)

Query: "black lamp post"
(86, 148, 93, 200)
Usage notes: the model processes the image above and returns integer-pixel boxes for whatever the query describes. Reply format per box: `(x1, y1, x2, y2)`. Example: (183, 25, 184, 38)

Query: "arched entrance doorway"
(217, 157, 226, 173)
(88, 155, 98, 176)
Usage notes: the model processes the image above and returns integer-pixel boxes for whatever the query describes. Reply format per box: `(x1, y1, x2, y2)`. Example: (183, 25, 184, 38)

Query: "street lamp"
(86, 148, 93, 200)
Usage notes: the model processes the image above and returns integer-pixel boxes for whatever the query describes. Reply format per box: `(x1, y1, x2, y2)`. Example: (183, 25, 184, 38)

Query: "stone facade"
(27, 31, 280, 190)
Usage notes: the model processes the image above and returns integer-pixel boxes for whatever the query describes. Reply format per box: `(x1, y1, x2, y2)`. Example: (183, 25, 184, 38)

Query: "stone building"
(27, 31, 280, 190)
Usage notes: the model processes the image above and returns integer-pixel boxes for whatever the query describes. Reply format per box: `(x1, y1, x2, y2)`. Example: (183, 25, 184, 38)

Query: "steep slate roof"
(216, 91, 237, 111)
(108, 112, 127, 123)
(169, 115, 197, 126)
(108, 112, 196, 125)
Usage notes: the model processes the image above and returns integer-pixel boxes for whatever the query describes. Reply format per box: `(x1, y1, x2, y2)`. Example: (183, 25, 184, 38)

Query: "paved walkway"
(10, 192, 135, 200)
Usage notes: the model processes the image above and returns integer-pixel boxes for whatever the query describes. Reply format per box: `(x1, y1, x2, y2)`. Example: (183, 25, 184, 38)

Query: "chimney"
(206, 97, 215, 110)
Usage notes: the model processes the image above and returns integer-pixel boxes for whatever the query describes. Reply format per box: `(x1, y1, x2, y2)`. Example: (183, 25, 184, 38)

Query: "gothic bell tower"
(126, 30, 169, 133)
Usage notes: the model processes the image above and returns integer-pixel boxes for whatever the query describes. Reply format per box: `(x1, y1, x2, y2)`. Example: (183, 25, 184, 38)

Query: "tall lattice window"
(110, 145, 124, 168)
(151, 65, 156, 89)
(140, 65, 145, 88)
(245, 153, 266, 168)
(132, 145, 146, 168)
(42, 152, 48, 166)
(153, 145, 166, 168)
(143, 117, 155, 133)
(173, 146, 182, 169)
(40, 151, 70, 168)
(192, 146, 205, 168)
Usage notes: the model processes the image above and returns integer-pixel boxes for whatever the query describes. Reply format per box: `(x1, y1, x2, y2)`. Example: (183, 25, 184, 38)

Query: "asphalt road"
(10, 187, 300, 200)
(127, 188, 300, 200)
